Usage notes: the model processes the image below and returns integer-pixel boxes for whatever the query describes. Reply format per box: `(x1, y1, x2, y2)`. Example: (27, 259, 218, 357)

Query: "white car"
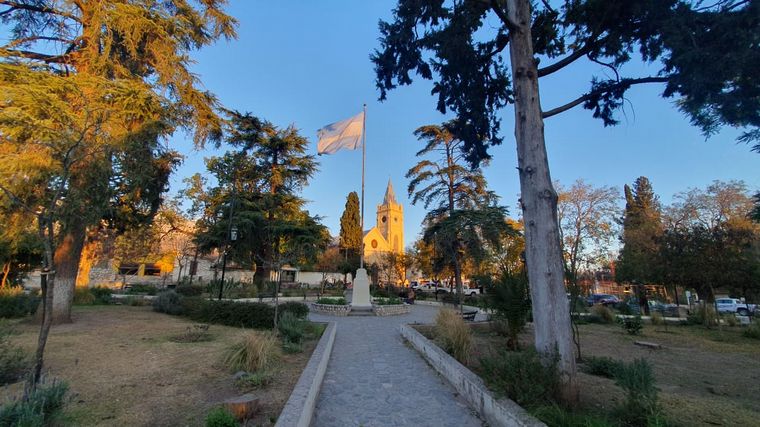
(715, 298, 757, 316)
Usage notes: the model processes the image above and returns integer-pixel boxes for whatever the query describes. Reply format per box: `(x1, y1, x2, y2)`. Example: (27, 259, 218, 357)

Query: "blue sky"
(169, 1, 759, 245)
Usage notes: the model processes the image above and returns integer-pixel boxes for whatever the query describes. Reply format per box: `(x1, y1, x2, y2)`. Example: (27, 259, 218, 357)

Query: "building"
(363, 180, 404, 264)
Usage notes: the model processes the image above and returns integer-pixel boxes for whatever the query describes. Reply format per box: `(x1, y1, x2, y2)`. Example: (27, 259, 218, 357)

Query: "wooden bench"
(462, 311, 478, 321)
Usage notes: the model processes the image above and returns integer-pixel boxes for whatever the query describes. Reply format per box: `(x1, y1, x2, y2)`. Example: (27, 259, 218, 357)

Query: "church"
(363, 180, 404, 263)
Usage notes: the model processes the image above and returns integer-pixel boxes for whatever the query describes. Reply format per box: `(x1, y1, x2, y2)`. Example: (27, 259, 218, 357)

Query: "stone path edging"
(399, 324, 546, 427)
(275, 321, 336, 427)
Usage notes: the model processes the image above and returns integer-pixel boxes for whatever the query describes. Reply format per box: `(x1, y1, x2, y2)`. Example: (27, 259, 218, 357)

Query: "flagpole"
(360, 104, 366, 269)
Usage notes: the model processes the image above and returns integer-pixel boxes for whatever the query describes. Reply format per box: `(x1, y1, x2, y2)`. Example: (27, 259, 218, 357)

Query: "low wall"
(310, 303, 351, 316)
(372, 304, 411, 316)
(399, 324, 545, 427)
(276, 322, 337, 427)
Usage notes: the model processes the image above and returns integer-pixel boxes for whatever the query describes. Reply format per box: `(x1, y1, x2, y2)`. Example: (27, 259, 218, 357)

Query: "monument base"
(351, 268, 372, 309)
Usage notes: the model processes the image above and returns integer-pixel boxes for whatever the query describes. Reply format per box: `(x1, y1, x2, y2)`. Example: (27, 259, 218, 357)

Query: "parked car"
(586, 294, 620, 306)
(715, 298, 757, 316)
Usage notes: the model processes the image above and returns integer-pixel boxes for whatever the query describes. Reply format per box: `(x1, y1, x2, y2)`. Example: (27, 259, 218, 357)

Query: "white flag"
(317, 111, 364, 155)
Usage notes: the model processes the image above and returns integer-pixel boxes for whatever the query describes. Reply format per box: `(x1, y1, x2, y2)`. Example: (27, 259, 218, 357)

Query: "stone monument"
(351, 268, 372, 310)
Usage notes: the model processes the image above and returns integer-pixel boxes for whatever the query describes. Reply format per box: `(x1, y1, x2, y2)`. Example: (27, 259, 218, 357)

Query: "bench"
(462, 311, 478, 321)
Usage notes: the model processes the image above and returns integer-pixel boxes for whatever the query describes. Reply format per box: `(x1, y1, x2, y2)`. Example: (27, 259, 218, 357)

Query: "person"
(407, 288, 416, 304)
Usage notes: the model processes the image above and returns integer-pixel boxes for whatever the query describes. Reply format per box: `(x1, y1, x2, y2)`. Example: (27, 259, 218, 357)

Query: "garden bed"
(1, 305, 324, 426)
(412, 320, 760, 426)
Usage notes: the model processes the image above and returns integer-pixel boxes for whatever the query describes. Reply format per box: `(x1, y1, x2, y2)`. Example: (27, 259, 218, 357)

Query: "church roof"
(383, 179, 397, 205)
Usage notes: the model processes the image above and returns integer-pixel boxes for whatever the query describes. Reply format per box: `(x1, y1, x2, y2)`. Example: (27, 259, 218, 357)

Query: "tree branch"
(2, 36, 75, 50)
(0, 48, 70, 63)
(542, 76, 669, 118)
(0, 1, 80, 22)
(489, 0, 519, 33)
(537, 43, 594, 77)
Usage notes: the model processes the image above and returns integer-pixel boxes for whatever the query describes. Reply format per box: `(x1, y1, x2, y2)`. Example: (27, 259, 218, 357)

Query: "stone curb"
(372, 304, 411, 316)
(310, 303, 351, 316)
(399, 324, 546, 427)
(275, 321, 337, 427)
(414, 300, 487, 313)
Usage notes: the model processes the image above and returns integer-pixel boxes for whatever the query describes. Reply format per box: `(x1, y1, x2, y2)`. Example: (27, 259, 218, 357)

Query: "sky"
(168, 1, 759, 245)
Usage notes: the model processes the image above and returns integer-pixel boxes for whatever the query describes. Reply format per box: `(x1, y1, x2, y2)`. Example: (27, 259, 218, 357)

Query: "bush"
(223, 331, 281, 373)
(435, 309, 472, 363)
(723, 313, 738, 327)
(205, 407, 238, 427)
(279, 301, 309, 318)
(590, 305, 616, 324)
(171, 324, 212, 343)
(124, 296, 149, 306)
(650, 312, 665, 326)
(0, 379, 69, 426)
(235, 371, 273, 389)
(479, 348, 560, 407)
(73, 287, 95, 305)
(620, 316, 643, 335)
(176, 284, 205, 297)
(687, 303, 718, 327)
(743, 321, 760, 339)
(0, 320, 29, 385)
(316, 297, 346, 305)
(278, 311, 306, 344)
(615, 358, 661, 425)
(126, 283, 158, 295)
(152, 291, 184, 315)
(90, 286, 112, 304)
(0, 288, 40, 318)
(581, 356, 623, 379)
(486, 273, 530, 349)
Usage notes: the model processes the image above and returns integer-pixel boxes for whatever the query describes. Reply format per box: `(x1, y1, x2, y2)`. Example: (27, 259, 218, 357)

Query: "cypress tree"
(616, 177, 663, 285)
(339, 192, 362, 258)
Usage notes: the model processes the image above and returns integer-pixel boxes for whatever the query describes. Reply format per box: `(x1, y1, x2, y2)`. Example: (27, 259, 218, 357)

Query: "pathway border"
(399, 324, 546, 427)
(275, 321, 337, 427)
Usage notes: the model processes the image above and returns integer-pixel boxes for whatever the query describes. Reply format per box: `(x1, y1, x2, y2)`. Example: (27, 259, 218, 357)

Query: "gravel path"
(309, 304, 484, 427)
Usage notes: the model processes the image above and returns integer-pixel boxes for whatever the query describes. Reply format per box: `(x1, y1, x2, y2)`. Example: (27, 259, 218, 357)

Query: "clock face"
(381, 216, 387, 223)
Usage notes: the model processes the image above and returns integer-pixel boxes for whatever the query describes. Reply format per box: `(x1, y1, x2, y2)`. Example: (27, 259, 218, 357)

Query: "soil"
(2, 305, 320, 426)
(415, 321, 760, 426)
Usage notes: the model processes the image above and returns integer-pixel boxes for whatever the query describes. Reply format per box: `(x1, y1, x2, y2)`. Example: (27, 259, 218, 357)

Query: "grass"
(434, 308, 472, 364)
(223, 331, 282, 373)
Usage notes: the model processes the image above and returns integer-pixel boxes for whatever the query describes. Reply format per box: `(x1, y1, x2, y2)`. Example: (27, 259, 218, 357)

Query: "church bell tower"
(376, 179, 404, 253)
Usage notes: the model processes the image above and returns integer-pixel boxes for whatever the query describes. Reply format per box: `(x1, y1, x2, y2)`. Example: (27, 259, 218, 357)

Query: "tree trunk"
(506, 0, 578, 404)
(50, 223, 86, 324)
(1, 262, 10, 288)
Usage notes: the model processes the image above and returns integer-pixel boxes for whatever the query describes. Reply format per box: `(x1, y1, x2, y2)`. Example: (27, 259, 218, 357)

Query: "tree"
(338, 191, 362, 270)
(0, 214, 42, 288)
(373, 0, 759, 401)
(406, 123, 500, 311)
(0, 0, 236, 323)
(616, 177, 663, 285)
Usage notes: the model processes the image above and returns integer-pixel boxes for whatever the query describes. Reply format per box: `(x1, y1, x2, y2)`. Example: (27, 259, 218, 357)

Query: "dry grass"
(590, 304, 616, 323)
(223, 331, 282, 373)
(0, 305, 320, 426)
(434, 308, 472, 363)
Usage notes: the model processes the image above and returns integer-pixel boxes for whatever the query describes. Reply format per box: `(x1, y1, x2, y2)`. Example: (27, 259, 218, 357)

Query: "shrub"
(687, 303, 718, 327)
(90, 286, 112, 304)
(479, 348, 560, 407)
(374, 296, 403, 305)
(620, 316, 643, 335)
(581, 356, 623, 379)
(277, 311, 306, 344)
(73, 288, 96, 305)
(532, 404, 615, 427)
(650, 312, 665, 326)
(223, 331, 281, 373)
(279, 301, 309, 318)
(0, 320, 29, 385)
(723, 313, 738, 327)
(126, 283, 158, 295)
(124, 296, 149, 306)
(0, 288, 40, 318)
(0, 379, 69, 426)
(235, 371, 273, 389)
(282, 340, 303, 354)
(590, 305, 616, 324)
(175, 284, 205, 297)
(743, 321, 760, 339)
(615, 358, 661, 425)
(152, 291, 184, 315)
(434, 309, 472, 363)
(486, 273, 530, 349)
(205, 407, 238, 427)
(316, 297, 346, 305)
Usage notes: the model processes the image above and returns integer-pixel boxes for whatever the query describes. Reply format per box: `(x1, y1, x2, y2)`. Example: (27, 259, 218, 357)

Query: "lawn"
(2, 305, 321, 426)
(416, 320, 760, 426)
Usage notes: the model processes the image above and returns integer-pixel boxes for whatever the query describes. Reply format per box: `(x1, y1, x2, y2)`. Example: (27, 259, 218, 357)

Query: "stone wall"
(372, 303, 411, 316)
(310, 303, 351, 316)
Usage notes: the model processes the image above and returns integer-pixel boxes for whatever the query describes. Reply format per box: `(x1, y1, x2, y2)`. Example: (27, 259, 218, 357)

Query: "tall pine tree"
(339, 192, 362, 259)
(616, 177, 663, 286)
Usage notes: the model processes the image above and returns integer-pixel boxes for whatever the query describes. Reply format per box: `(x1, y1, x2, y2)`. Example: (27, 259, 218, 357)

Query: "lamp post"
(218, 186, 238, 300)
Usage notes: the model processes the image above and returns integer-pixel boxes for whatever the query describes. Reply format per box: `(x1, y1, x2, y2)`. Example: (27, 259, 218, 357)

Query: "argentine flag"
(317, 111, 364, 155)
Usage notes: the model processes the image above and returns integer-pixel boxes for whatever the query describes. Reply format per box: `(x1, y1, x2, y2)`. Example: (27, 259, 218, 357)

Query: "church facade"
(363, 180, 404, 263)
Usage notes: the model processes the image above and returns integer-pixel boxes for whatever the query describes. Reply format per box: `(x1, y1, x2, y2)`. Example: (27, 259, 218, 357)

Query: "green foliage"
(126, 284, 158, 295)
(0, 320, 29, 385)
(124, 296, 149, 307)
(617, 177, 663, 285)
(479, 349, 560, 408)
(581, 356, 623, 379)
(175, 284, 205, 297)
(73, 287, 113, 305)
(590, 305, 616, 324)
(487, 273, 530, 349)
(152, 291, 184, 315)
(235, 371, 273, 389)
(620, 316, 643, 335)
(282, 341, 303, 354)
(223, 331, 281, 373)
(615, 358, 661, 425)
(277, 312, 306, 344)
(686, 304, 718, 327)
(316, 297, 346, 305)
(205, 407, 239, 427)
(339, 192, 362, 254)
(0, 288, 40, 318)
(531, 404, 615, 427)
(0, 379, 69, 427)
(177, 299, 308, 330)
(278, 302, 309, 319)
(373, 296, 403, 305)
(743, 321, 760, 340)
(90, 287, 113, 304)
(434, 309, 472, 364)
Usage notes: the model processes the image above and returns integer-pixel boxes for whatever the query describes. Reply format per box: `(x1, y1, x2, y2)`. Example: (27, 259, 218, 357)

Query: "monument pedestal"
(351, 268, 372, 310)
